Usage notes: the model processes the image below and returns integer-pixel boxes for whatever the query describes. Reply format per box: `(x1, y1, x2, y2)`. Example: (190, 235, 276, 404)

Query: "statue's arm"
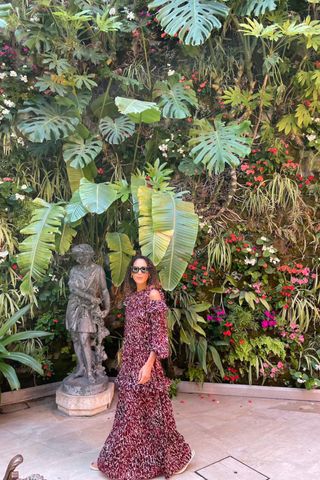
(69, 269, 100, 304)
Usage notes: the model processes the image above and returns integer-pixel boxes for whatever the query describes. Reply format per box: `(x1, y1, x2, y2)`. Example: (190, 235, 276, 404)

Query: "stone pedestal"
(56, 381, 115, 416)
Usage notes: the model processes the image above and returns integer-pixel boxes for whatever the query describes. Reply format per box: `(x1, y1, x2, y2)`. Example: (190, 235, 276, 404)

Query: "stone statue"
(62, 244, 111, 395)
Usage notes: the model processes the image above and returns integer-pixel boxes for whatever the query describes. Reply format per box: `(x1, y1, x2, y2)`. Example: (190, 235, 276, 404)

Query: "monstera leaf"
(17, 199, 65, 295)
(99, 115, 135, 144)
(189, 118, 252, 174)
(237, 0, 278, 16)
(153, 75, 198, 119)
(79, 178, 117, 214)
(106, 232, 136, 286)
(115, 97, 161, 123)
(63, 136, 102, 168)
(18, 98, 79, 142)
(148, 0, 229, 46)
(138, 187, 198, 290)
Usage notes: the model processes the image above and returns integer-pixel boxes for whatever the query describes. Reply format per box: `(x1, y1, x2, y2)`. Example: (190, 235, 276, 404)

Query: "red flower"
(254, 175, 264, 182)
(97, 167, 104, 175)
(53, 319, 59, 324)
(160, 32, 167, 38)
(239, 339, 245, 345)
(225, 322, 233, 327)
(3, 177, 14, 182)
(268, 147, 278, 154)
(12, 264, 18, 270)
(223, 330, 232, 336)
(304, 100, 311, 108)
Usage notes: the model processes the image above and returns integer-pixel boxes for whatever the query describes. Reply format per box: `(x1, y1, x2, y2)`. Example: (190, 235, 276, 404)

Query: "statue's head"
(71, 244, 95, 264)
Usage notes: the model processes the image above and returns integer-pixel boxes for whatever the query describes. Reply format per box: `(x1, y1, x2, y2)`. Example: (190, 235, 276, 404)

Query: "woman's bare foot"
(90, 461, 99, 471)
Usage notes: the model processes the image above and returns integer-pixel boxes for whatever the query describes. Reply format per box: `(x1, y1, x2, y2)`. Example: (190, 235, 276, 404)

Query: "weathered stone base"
(56, 382, 115, 416)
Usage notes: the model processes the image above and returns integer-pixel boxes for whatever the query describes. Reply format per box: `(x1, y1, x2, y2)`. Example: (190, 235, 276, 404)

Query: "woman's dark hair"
(123, 255, 160, 298)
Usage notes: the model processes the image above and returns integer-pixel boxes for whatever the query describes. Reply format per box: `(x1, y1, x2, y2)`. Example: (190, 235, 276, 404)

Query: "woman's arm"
(138, 288, 169, 384)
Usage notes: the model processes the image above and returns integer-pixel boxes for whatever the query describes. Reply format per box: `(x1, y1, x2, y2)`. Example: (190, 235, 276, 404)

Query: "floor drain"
(195, 456, 270, 480)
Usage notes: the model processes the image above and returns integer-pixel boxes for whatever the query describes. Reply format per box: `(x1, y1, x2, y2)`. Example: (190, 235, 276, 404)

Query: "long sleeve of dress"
(147, 296, 170, 359)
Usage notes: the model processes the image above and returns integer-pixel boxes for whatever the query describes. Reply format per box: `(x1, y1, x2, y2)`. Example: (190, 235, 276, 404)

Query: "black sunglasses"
(131, 266, 150, 274)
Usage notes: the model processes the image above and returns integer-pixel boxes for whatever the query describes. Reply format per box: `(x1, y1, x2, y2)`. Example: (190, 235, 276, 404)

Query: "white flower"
(127, 11, 135, 20)
(270, 257, 280, 264)
(9, 71, 17, 77)
(30, 15, 40, 22)
(297, 378, 306, 383)
(0, 72, 7, 80)
(23, 64, 28, 69)
(245, 247, 252, 253)
(168, 69, 175, 76)
(244, 257, 257, 266)
(33, 286, 39, 293)
(15, 193, 26, 200)
(2, 108, 10, 115)
(4, 99, 15, 108)
(0, 250, 9, 258)
(260, 236, 268, 242)
(162, 152, 168, 158)
(21, 184, 28, 190)
(315, 364, 320, 371)
(314, 118, 320, 123)
(177, 148, 185, 154)
(20, 75, 28, 83)
(109, 7, 116, 15)
(307, 134, 316, 142)
(159, 143, 168, 152)
(17, 137, 25, 146)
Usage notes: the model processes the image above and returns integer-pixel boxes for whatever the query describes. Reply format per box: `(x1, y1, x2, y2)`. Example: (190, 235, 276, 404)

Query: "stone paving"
(1, 390, 319, 480)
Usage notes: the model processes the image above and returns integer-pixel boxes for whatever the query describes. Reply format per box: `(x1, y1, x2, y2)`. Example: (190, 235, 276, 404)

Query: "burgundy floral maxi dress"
(97, 285, 192, 479)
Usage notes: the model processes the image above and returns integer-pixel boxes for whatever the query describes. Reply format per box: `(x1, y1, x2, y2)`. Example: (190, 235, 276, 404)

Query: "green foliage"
(115, 97, 161, 123)
(237, 0, 278, 16)
(189, 118, 252, 174)
(0, 3, 12, 29)
(153, 75, 198, 119)
(18, 98, 79, 142)
(138, 187, 199, 290)
(0, 305, 49, 390)
(106, 233, 136, 287)
(149, 0, 229, 46)
(17, 200, 65, 296)
(78, 178, 117, 215)
(63, 136, 102, 169)
(99, 116, 135, 144)
(229, 335, 286, 384)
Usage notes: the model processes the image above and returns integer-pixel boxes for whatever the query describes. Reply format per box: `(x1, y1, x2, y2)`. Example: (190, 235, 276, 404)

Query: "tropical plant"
(0, 305, 49, 391)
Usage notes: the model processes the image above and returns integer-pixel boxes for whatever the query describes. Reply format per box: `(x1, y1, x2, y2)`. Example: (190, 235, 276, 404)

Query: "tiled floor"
(0, 391, 319, 480)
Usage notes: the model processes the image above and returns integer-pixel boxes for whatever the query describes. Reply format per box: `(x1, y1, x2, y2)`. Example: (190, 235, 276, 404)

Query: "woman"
(91, 255, 195, 479)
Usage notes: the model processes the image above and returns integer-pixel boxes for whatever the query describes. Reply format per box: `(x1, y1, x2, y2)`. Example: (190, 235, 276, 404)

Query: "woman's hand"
(138, 362, 152, 384)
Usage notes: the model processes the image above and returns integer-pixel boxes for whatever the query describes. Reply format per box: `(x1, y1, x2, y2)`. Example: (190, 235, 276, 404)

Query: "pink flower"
(277, 361, 284, 369)
(289, 333, 296, 340)
(298, 335, 304, 343)
(261, 320, 269, 329)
